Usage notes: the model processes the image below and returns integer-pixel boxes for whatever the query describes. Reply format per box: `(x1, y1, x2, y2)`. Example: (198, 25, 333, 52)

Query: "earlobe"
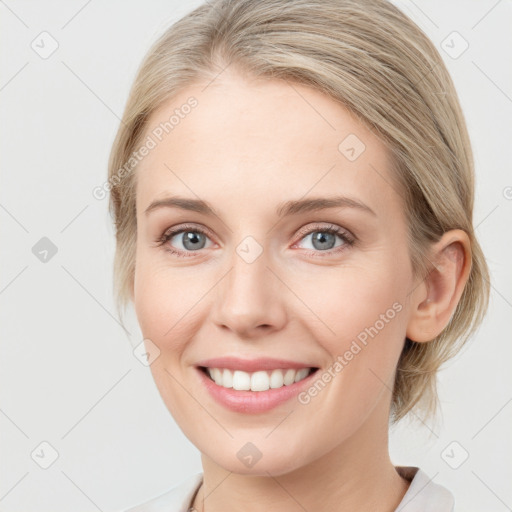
(406, 229, 472, 343)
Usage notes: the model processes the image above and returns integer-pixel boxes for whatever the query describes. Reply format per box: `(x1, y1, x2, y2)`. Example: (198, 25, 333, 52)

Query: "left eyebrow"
(276, 196, 376, 218)
(144, 195, 376, 218)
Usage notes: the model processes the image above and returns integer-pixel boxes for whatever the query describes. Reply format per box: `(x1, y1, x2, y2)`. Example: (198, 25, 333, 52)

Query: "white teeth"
(232, 370, 251, 391)
(294, 368, 309, 382)
(251, 371, 270, 392)
(211, 368, 223, 386)
(270, 369, 284, 388)
(283, 369, 296, 386)
(205, 367, 312, 391)
(222, 368, 233, 388)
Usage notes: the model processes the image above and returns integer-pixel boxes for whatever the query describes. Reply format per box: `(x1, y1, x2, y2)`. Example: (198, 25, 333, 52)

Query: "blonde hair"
(108, 0, 490, 423)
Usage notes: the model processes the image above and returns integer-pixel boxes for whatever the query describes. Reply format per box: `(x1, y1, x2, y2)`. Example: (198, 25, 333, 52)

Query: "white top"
(124, 466, 454, 511)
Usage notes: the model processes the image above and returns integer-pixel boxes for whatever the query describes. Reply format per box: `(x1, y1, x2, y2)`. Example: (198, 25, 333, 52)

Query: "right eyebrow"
(144, 197, 217, 217)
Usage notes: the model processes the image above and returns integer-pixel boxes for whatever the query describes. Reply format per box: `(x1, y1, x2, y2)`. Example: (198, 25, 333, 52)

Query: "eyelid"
(293, 222, 355, 245)
(161, 222, 214, 240)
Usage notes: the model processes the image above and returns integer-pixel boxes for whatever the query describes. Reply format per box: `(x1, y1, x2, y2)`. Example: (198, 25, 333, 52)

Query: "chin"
(196, 434, 317, 477)
(210, 451, 307, 477)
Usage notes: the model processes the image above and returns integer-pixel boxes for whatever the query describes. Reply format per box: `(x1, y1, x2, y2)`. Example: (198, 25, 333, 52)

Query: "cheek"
(133, 261, 200, 425)
(291, 256, 410, 410)
(293, 261, 408, 346)
(291, 294, 407, 450)
(133, 256, 187, 354)
(133, 251, 217, 364)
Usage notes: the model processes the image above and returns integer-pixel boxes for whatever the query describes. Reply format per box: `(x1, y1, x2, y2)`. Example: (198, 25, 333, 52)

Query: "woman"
(107, 0, 489, 510)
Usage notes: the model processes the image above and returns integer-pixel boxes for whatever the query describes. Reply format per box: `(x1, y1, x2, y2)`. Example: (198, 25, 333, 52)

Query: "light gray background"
(1, 1, 511, 511)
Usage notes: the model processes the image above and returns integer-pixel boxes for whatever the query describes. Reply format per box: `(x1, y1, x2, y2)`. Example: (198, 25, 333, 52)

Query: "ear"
(406, 229, 472, 343)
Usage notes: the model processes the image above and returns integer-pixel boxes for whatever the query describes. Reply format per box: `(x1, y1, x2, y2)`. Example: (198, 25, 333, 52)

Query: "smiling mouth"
(199, 366, 319, 392)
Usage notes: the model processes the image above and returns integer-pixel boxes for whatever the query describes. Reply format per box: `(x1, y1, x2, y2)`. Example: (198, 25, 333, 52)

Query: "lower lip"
(196, 367, 318, 414)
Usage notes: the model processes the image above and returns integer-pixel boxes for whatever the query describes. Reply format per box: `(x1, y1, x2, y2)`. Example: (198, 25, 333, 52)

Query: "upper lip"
(195, 357, 317, 372)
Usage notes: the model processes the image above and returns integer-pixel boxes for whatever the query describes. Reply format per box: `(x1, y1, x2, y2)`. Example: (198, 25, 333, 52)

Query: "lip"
(195, 358, 319, 414)
(195, 356, 314, 372)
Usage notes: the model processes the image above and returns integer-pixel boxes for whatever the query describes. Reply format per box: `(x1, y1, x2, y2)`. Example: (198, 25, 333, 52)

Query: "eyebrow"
(144, 195, 376, 218)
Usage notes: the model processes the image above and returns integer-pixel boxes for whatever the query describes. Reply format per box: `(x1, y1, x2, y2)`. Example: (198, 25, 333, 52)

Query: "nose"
(211, 246, 287, 339)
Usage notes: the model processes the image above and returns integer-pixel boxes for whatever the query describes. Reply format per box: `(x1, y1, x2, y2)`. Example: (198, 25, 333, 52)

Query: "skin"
(132, 68, 471, 512)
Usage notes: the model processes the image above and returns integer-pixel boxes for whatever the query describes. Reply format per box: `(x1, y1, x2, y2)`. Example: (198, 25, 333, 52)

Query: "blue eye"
(296, 227, 352, 252)
(158, 226, 213, 257)
(157, 223, 355, 258)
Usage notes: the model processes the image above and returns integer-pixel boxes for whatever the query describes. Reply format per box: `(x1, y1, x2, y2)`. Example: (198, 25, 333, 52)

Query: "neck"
(192, 401, 410, 512)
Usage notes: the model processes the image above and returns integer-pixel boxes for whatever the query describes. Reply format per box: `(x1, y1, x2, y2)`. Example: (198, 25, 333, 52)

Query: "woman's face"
(133, 70, 418, 475)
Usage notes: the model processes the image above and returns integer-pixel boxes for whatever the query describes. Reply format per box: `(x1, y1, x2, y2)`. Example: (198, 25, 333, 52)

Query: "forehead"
(135, 71, 401, 219)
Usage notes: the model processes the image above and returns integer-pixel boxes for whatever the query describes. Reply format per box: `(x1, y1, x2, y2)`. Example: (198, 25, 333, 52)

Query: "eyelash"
(156, 223, 356, 258)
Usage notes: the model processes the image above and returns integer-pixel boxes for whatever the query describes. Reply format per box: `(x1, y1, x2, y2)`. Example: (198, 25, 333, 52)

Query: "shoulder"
(394, 466, 455, 512)
(124, 473, 203, 512)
